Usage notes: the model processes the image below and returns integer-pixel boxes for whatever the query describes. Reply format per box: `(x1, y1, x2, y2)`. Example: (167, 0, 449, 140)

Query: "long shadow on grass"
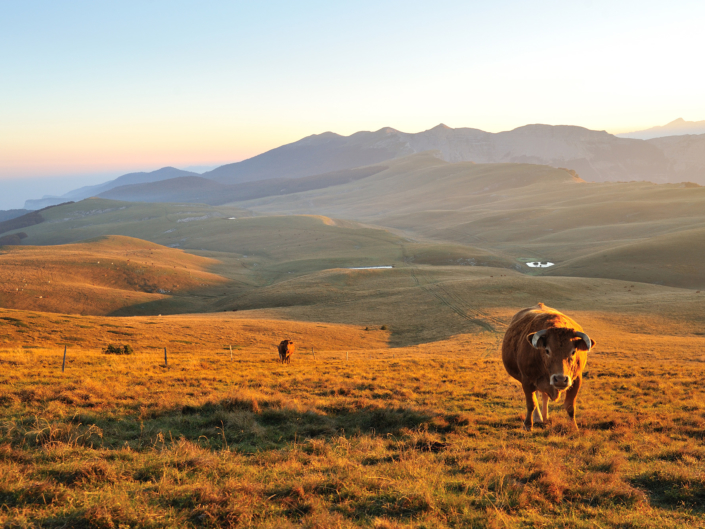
(630, 471, 705, 512)
(172, 397, 449, 452)
(41, 394, 467, 454)
(2, 392, 472, 454)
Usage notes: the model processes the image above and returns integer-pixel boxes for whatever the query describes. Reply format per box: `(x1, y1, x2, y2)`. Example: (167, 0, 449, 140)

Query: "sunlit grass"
(1, 341, 704, 528)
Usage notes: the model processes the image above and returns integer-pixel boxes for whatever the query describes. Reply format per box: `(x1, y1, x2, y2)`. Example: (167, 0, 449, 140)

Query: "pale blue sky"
(1, 0, 704, 207)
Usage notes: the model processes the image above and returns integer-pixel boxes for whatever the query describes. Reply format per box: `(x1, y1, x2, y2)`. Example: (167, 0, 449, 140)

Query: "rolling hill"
(3, 153, 705, 336)
(0, 209, 30, 223)
(0, 236, 226, 315)
(97, 166, 388, 205)
(227, 152, 705, 290)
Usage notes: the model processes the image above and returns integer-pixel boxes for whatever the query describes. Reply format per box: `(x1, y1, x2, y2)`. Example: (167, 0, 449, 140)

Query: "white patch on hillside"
(526, 262, 554, 268)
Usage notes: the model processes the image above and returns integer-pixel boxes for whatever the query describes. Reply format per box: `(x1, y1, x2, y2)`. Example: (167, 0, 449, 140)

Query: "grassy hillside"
(0, 236, 226, 315)
(18, 199, 406, 268)
(544, 226, 705, 289)
(231, 153, 705, 289)
(98, 166, 388, 206)
(14, 196, 513, 280)
(216, 264, 705, 347)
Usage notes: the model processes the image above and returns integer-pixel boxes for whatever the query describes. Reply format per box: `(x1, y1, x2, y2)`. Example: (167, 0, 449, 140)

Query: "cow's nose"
(550, 374, 571, 388)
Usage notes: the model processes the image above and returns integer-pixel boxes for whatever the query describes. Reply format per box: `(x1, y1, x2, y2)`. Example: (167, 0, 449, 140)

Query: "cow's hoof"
(523, 423, 532, 432)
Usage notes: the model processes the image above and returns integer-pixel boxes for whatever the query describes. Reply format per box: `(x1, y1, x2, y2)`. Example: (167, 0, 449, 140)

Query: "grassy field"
(1, 292, 705, 528)
(1, 316, 704, 528)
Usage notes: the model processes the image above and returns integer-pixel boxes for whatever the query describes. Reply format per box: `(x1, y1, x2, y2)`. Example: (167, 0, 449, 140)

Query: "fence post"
(164, 347, 168, 367)
(312, 347, 315, 360)
(346, 351, 349, 362)
(61, 345, 67, 372)
(230, 345, 233, 360)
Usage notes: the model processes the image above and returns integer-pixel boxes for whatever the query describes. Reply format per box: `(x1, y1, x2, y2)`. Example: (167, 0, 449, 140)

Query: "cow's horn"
(531, 329, 548, 348)
(575, 332, 592, 351)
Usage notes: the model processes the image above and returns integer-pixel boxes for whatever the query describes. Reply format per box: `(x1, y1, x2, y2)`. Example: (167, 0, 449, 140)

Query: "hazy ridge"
(618, 117, 705, 139)
(20, 122, 705, 210)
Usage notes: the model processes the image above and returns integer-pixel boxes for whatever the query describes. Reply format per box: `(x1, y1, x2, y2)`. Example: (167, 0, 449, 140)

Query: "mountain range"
(21, 122, 705, 209)
(24, 167, 198, 209)
(195, 123, 705, 186)
(617, 118, 705, 140)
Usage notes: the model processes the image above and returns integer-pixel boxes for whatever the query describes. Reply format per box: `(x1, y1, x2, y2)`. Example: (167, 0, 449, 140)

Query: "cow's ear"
(575, 332, 594, 351)
(576, 338, 595, 351)
(527, 332, 546, 348)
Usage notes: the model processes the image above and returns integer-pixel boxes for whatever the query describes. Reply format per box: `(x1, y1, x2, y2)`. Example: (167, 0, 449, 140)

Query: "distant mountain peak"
(618, 118, 705, 140)
(310, 131, 341, 138)
(430, 123, 452, 131)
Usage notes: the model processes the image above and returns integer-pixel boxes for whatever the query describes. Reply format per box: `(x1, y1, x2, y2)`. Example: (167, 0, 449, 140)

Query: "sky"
(1, 0, 704, 208)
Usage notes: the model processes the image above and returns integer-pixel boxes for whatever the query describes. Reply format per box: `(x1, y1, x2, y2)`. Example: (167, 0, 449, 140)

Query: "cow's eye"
(545, 349, 550, 356)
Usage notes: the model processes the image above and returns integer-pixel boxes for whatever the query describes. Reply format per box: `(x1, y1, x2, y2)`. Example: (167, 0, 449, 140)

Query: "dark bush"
(0, 232, 28, 246)
(103, 344, 133, 355)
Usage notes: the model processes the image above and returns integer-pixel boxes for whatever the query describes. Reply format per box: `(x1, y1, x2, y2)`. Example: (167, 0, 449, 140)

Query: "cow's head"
(526, 328, 594, 390)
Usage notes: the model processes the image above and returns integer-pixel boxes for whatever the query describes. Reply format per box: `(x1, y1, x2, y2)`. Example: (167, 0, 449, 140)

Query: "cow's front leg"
(541, 392, 549, 422)
(564, 375, 582, 430)
(532, 405, 543, 424)
(522, 381, 539, 431)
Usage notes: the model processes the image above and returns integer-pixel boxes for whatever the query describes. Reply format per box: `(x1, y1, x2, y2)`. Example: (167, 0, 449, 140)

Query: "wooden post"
(346, 351, 349, 361)
(230, 345, 233, 360)
(164, 347, 168, 367)
(312, 347, 315, 360)
(61, 345, 67, 372)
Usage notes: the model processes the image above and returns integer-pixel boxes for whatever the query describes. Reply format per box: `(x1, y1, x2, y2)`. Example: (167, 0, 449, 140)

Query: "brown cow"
(502, 303, 595, 431)
(277, 340, 295, 364)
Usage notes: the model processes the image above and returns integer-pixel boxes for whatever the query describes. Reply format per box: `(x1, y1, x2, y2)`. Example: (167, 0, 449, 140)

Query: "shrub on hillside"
(103, 344, 133, 355)
(0, 232, 28, 246)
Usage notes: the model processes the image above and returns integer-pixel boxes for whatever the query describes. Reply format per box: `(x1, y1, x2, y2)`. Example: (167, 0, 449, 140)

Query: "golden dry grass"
(0, 236, 226, 315)
(1, 306, 705, 527)
(0, 308, 390, 353)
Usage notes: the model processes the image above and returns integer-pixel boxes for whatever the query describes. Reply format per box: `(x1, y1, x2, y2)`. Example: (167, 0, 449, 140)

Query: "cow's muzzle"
(550, 374, 572, 389)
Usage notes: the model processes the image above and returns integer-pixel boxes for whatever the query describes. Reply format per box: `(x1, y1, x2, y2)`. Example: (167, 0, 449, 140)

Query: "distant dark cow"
(502, 303, 595, 431)
(277, 340, 295, 364)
